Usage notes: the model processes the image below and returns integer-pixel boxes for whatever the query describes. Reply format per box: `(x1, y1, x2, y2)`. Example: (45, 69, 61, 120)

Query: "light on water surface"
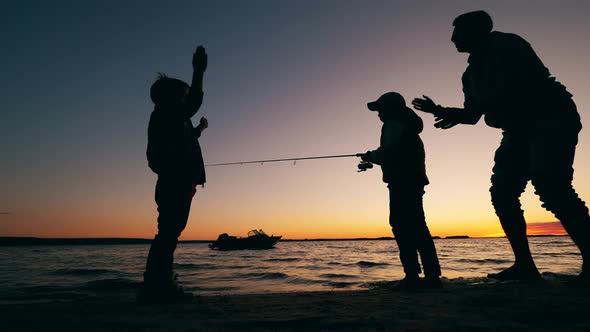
(0, 237, 582, 303)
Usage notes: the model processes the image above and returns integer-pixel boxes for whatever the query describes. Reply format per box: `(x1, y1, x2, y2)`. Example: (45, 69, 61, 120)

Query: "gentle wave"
(2, 284, 87, 302)
(319, 273, 358, 279)
(538, 252, 580, 257)
(20, 285, 73, 293)
(0, 237, 581, 299)
(51, 268, 115, 276)
(82, 278, 140, 290)
(324, 281, 358, 288)
(356, 261, 390, 267)
(366, 277, 495, 290)
(287, 277, 325, 285)
(540, 272, 579, 282)
(174, 263, 218, 270)
(1, 291, 87, 302)
(327, 245, 348, 249)
(455, 258, 512, 264)
(238, 272, 289, 280)
(189, 285, 242, 292)
(175, 263, 256, 270)
(263, 258, 300, 262)
(304, 264, 329, 270)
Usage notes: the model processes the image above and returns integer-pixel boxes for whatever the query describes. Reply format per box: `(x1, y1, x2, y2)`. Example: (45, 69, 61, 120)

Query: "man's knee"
(489, 182, 524, 213)
(388, 216, 401, 231)
(533, 178, 588, 216)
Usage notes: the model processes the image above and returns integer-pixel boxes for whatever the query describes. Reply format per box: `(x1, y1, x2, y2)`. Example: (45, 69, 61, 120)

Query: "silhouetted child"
(139, 46, 208, 303)
(361, 92, 442, 289)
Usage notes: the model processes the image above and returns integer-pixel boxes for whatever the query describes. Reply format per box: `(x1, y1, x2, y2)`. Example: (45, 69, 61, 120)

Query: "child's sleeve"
(188, 90, 204, 113)
(146, 116, 182, 175)
(368, 121, 403, 165)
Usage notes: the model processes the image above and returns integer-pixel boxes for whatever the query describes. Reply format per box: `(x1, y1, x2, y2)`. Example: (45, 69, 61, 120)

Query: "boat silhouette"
(209, 229, 282, 250)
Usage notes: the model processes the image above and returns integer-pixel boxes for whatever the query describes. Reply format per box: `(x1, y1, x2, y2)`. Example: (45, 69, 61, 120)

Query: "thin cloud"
(527, 222, 567, 236)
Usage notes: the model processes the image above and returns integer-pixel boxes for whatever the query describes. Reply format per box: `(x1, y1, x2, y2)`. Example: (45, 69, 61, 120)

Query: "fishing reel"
(357, 161, 374, 172)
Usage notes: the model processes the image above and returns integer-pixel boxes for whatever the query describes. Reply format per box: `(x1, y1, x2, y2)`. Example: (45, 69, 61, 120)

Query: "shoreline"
(3, 277, 589, 331)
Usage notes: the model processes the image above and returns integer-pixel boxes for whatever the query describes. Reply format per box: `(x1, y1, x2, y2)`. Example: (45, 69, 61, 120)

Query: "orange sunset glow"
(1, 1, 589, 241)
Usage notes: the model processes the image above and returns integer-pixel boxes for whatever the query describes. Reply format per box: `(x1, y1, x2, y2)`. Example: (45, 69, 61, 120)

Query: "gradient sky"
(1, 0, 589, 239)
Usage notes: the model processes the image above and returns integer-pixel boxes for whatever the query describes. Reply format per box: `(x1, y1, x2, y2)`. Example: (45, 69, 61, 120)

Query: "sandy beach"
(3, 277, 590, 332)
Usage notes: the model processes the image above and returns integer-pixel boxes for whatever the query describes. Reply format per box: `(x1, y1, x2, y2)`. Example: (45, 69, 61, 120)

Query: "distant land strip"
(0, 235, 565, 246)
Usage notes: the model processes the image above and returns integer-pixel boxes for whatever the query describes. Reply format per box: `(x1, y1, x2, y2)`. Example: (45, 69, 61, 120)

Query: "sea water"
(0, 237, 582, 303)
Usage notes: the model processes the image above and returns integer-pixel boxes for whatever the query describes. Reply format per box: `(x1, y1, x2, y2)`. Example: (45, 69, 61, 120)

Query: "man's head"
(451, 10, 493, 53)
(150, 73, 190, 108)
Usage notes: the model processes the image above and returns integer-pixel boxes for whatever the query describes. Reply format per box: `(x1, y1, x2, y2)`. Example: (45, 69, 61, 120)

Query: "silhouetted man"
(361, 92, 442, 289)
(412, 11, 590, 282)
(139, 46, 208, 303)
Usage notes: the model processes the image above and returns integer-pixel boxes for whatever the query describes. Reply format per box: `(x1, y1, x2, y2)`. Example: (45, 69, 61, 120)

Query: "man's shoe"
(487, 265, 542, 281)
(567, 271, 590, 287)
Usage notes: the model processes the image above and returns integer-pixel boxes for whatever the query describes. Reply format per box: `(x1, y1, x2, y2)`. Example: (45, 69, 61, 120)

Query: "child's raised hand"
(199, 117, 208, 130)
(192, 45, 208, 72)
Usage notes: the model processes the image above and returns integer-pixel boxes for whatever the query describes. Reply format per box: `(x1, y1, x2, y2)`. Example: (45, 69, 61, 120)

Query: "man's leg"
(530, 124, 590, 278)
(489, 132, 540, 280)
(389, 184, 421, 279)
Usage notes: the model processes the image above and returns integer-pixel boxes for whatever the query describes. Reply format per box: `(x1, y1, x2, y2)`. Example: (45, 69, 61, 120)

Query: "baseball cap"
(367, 92, 408, 112)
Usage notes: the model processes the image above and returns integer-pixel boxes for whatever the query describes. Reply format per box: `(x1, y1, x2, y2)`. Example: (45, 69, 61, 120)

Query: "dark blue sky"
(2, 1, 589, 238)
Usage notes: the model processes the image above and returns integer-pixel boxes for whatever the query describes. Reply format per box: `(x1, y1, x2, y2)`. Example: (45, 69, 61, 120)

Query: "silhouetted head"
(451, 10, 493, 53)
(150, 73, 189, 109)
(367, 92, 423, 132)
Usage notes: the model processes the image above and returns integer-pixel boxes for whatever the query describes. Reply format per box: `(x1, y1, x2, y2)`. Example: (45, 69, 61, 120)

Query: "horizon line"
(0, 234, 568, 242)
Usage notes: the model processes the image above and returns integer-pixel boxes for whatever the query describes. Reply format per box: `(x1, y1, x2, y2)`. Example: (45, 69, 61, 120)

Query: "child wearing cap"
(361, 92, 442, 289)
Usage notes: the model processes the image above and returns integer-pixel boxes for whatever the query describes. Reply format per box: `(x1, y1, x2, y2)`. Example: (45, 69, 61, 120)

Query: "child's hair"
(150, 73, 189, 106)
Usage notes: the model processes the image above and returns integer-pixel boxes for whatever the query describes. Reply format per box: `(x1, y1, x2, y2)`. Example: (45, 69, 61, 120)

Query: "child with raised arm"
(139, 46, 208, 303)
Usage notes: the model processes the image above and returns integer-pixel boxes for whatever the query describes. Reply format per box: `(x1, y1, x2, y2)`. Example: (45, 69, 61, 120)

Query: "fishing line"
(205, 153, 364, 167)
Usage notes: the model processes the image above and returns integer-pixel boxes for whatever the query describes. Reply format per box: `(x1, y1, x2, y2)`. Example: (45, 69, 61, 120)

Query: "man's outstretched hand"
(192, 45, 208, 72)
(433, 116, 460, 129)
(413, 95, 460, 129)
(411, 95, 438, 114)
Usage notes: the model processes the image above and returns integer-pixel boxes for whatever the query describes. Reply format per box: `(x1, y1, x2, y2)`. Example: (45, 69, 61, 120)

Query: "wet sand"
(3, 278, 590, 331)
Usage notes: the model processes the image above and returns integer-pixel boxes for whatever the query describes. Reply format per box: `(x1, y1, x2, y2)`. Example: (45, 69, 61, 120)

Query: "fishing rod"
(205, 153, 374, 172)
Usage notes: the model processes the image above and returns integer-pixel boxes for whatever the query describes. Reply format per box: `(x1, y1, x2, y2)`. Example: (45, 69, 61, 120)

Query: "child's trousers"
(144, 176, 196, 286)
(388, 184, 441, 277)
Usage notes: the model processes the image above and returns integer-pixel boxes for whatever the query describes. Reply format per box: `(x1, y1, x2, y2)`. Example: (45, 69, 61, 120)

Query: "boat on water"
(209, 229, 282, 250)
